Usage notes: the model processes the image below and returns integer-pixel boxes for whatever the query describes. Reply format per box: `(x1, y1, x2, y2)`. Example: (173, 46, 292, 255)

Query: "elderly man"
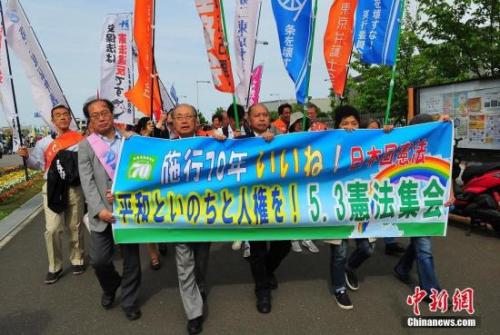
(307, 103, 328, 131)
(78, 98, 142, 321)
(236, 104, 290, 314)
(17, 105, 85, 284)
(171, 103, 211, 335)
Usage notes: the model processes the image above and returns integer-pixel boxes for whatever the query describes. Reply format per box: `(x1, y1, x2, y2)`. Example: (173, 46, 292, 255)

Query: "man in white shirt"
(17, 105, 86, 284)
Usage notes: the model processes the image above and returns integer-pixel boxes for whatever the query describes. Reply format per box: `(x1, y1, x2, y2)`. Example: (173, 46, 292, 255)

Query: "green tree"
(333, 1, 499, 122)
(213, 107, 225, 117)
(417, 0, 499, 78)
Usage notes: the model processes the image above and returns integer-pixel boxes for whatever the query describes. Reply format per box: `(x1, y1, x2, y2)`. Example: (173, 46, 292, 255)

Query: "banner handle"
(220, 0, 240, 130)
(245, 2, 263, 109)
(0, 0, 29, 180)
(384, 0, 406, 125)
(302, 0, 319, 131)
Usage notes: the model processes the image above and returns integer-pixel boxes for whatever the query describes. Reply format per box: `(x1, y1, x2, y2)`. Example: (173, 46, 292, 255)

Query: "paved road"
(0, 213, 498, 334)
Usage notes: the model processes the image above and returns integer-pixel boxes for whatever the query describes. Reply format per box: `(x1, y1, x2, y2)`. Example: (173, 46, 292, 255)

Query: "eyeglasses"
(89, 110, 113, 119)
(174, 115, 196, 121)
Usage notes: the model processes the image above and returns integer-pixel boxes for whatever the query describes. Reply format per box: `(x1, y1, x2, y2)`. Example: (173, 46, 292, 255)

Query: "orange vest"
(44, 131, 84, 170)
(272, 118, 288, 134)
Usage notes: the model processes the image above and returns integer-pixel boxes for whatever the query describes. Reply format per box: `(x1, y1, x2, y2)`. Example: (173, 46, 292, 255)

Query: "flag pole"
(219, 0, 240, 130)
(302, 0, 319, 130)
(383, 0, 406, 125)
(128, 12, 136, 124)
(338, 49, 354, 106)
(149, 0, 157, 122)
(0, 0, 28, 180)
(16, 0, 78, 128)
(245, 1, 263, 109)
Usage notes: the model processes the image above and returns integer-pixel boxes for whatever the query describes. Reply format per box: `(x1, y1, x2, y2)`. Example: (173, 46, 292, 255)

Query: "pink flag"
(248, 64, 263, 106)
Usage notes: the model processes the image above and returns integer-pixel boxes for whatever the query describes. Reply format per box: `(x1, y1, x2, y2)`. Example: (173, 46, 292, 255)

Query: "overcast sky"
(1, 0, 415, 127)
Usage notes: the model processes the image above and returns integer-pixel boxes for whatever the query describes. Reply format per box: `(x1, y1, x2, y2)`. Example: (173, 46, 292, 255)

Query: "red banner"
(195, 0, 235, 93)
(324, 0, 357, 96)
(125, 0, 162, 119)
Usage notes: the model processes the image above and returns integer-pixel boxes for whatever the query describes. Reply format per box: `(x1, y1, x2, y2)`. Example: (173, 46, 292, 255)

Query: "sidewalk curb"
(0, 193, 43, 249)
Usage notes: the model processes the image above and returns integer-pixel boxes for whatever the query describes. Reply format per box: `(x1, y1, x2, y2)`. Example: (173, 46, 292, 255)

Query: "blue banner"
(111, 122, 453, 243)
(353, 0, 402, 66)
(271, 0, 313, 104)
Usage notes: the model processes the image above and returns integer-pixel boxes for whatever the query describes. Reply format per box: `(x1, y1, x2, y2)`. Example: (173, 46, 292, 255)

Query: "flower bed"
(0, 169, 42, 202)
(0, 165, 23, 177)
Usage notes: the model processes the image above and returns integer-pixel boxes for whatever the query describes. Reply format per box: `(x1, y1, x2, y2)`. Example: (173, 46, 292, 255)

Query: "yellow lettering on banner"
(304, 146, 323, 177)
(293, 148, 299, 174)
(280, 149, 289, 178)
(256, 151, 265, 179)
(288, 183, 300, 224)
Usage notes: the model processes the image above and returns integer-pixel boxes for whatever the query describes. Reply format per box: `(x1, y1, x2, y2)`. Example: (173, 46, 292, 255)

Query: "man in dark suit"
(78, 98, 142, 321)
(235, 103, 291, 314)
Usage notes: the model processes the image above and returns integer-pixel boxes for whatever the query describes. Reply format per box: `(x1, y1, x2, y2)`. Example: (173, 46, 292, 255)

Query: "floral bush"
(0, 168, 42, 203)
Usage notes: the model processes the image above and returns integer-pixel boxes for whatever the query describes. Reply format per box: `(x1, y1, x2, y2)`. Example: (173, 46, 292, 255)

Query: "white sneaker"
(302, 240, 319, 253)
(242, 242, 251, 258)
(232, 241, 242, 251)
(291, 241, 302, 253)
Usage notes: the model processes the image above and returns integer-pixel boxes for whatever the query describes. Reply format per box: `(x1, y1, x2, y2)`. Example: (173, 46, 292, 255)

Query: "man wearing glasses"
(171, 103, 210, 335)
(78, 98, 142, 321)
(17, 105, 86, 284)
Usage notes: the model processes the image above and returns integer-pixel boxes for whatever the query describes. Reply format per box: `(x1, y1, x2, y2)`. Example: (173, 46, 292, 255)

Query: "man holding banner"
(235, 103, 290, 314)
(170, 103, 210, 335)
(78, 98, 142, 321)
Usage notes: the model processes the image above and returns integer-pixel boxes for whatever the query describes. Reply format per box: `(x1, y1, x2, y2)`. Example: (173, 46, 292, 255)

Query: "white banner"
(234, 0, 261, 106)
(4, 0, 71, 128)
(159, 79, 175, 112)
(100, 13, 134, 125)
(0, 24, 20, 151)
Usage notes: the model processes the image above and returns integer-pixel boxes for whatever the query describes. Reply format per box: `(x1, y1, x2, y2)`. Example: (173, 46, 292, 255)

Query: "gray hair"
(247, 103, 269, 116)
(172, 103, 197, 118)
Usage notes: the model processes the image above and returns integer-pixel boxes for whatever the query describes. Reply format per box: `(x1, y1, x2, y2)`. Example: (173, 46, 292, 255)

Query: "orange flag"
(194, 0, 235, 93)
(125, 0, 162, 118)
(324, 0, 357, 96)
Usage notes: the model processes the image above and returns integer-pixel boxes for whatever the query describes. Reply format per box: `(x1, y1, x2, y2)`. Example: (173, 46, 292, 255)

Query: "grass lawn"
(0, 175, 44, 221)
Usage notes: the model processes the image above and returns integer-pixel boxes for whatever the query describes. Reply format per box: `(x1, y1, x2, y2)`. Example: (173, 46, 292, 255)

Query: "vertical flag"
(194, 0, 235, 93)
(248, 63, 263, 106)
(271, 0, 313, 104)
(324, 0, 357, 96)
(125, 0, 162, 118)
(4, 0, 70, 128)
(100, 13, 134, 125)
(354, 0, 402, 65)
(234, 0, 261, 105)
(0, 22, 20, 151)
(169, 84, 179, 105)
(159, 79, 175, 111)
